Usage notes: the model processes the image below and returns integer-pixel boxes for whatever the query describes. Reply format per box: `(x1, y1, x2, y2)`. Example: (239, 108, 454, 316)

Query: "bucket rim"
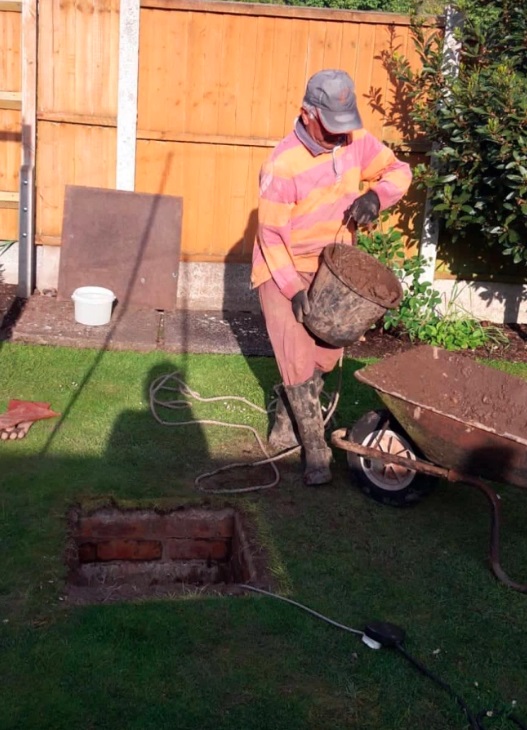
(322, 243, 403, 309)
(71, 286, 116, 301)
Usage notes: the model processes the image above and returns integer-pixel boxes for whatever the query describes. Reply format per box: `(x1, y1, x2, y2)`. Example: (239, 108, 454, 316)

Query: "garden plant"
(388, 0, 527, 263)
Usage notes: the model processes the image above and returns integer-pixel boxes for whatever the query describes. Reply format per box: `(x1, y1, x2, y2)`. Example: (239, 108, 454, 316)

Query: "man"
(251, 69, 412, 487)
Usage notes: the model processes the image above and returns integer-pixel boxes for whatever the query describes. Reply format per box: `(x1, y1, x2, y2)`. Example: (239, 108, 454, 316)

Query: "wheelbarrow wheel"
(346, 409, 435, 507)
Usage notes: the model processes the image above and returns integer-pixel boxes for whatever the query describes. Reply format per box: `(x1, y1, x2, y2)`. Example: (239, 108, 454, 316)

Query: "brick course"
(77, 508, 234, 541)
(96, 539, 162, 562)
(166, 538, 229, 561)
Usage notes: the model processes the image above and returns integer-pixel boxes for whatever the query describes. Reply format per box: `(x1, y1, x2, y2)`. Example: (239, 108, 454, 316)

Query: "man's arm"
(358, 132, 413, 210)
(255, 160, 305, 300)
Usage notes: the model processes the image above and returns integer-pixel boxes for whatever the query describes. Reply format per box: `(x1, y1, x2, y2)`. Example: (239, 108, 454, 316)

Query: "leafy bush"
(388, 0, 527, 263)
(230, 0, 445, 12)
(357, 224, 508, 350)
(282, 0, 413, 11)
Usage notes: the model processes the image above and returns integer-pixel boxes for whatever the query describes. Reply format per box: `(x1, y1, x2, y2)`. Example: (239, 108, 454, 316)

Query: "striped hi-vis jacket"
(251, 123, 412, 300)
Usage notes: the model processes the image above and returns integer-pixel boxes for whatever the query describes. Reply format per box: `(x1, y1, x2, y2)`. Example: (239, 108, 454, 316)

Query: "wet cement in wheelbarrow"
(357, 344, 527, 441)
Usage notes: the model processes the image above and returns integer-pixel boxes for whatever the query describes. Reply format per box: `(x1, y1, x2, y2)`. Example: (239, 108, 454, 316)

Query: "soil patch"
(345, 322, 527, 364)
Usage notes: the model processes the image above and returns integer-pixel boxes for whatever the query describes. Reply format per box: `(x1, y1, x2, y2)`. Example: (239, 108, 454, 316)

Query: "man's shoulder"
(271, 129, 303, 157)
(266, 131, 311, 175)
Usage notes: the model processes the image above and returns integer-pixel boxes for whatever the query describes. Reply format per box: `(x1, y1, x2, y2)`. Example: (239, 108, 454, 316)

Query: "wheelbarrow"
(331, 344, 527, 593)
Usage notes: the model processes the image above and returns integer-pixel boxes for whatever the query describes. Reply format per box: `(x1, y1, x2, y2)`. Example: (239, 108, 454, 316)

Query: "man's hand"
(344, 190, 381, 228)
(291, 290, 311, 323)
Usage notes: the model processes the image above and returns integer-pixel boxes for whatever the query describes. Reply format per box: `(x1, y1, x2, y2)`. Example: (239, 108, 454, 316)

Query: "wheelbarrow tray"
(354, 345, 527, 489)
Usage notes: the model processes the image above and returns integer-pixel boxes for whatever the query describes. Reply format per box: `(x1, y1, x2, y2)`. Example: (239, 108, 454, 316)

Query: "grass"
(1, 342, 527, 729)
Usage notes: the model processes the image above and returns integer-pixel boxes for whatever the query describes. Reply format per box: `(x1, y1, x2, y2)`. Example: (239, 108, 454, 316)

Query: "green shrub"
(388, 0, 527, 263)
(356, 224, 508, 350)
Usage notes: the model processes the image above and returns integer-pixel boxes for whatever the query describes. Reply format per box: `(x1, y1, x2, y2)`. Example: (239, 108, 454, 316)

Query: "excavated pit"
(65, 504, 271, 604)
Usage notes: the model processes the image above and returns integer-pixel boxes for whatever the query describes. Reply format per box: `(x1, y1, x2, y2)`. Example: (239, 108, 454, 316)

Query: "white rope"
(149, 360, 342, 494)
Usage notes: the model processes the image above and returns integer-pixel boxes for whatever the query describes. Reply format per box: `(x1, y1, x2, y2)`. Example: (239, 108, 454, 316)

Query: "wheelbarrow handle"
(332, 428, 527, 594)
(331, 428, 450, 480)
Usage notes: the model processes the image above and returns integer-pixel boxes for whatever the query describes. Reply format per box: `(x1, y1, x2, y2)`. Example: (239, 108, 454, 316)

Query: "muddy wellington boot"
(268, 371, 325, 452)
(284, 375, 332, 486)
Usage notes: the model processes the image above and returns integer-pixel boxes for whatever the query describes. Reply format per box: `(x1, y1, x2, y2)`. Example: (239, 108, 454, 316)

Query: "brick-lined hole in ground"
(65, 505, 270, 604)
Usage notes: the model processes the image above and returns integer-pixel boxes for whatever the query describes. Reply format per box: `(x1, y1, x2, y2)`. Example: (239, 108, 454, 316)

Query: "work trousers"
(258, 272, 343, 386)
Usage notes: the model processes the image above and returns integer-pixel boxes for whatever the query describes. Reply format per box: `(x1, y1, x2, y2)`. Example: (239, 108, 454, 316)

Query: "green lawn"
(1, 342, 526, 729)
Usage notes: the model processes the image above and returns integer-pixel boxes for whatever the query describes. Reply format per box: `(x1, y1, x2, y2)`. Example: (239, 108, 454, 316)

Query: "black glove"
(344, 190, 381, 228)
(291, 290, 311, 324)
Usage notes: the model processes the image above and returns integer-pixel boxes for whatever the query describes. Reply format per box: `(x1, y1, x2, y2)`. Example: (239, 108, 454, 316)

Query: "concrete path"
(0, 288, 274, 356)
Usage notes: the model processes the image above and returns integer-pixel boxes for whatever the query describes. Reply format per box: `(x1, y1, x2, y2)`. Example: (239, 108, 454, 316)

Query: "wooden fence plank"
(354, 22, 376, 135)
(223, 14, 258, 137)
(35, 122, 117, 244)
(339, 20, 360, 80)
(141, 0, 417, 26)
(305, 19, 328, 80)
(369, 24, 393, 141)
(135, 138, 267, 261)
(0, 1, 22, 11)
(0, 108, 20, 175)
(322, 19, 344, 69)
(0, 91, 21, 109)
(268, 18, 293, 138)
(0, 190, 19, 208)
(0, 5, 21, 92)
(136, 130, 278, 147)
(284, 20, 310, 127)
(0, 0, 19, 242)
(251, 15, 278, 140)
(38, 0, 119, 116)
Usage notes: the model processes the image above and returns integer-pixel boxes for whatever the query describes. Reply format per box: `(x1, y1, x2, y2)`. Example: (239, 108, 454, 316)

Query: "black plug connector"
(363, 621, 406, 648)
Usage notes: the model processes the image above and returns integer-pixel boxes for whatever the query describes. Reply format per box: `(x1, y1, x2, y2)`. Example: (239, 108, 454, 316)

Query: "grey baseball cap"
(303, 69, 362, 133)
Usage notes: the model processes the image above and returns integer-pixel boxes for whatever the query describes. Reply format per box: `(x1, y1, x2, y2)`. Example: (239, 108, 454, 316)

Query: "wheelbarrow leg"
(449, 470, 527, 594)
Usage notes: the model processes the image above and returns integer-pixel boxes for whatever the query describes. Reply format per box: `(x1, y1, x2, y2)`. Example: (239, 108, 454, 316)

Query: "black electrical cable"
(395, 643, 527, 730)
(395, 642, 480, 729)
(242, 585, 526, 730)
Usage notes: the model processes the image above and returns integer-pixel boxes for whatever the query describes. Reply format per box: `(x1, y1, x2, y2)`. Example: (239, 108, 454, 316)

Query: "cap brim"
(318, 108, 363, 133)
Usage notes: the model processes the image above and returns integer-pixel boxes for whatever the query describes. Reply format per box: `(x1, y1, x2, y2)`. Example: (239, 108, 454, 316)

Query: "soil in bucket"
(304, 244, 403, 348)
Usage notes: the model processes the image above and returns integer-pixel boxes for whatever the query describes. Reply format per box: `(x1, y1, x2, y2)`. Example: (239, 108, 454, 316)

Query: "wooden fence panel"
(135, 139, 266, 262)
(2, 0, 428, 261)
(138, 3, 417, 144)
(38, 0, 120, 121)
(36, 122, 116, 244)
(136, 1, 421, 261)
(0, 6, 21, 239)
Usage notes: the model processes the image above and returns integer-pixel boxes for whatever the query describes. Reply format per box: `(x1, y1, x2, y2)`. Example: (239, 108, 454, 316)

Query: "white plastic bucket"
(71, 286, 116, 326)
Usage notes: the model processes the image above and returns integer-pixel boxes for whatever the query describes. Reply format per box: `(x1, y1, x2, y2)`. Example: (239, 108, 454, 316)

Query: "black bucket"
(304, 244, 403, 348)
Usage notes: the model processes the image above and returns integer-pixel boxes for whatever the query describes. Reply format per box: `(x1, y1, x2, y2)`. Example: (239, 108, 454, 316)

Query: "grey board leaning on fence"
(57, 185, 182, 311)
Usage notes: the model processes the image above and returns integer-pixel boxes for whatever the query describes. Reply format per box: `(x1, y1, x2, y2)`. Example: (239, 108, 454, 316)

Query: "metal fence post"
(17, 0, 37, 299)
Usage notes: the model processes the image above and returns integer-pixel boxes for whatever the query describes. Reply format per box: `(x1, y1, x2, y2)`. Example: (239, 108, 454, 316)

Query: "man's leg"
(259, 274, 343, 386)
(258, 275, 342, 484)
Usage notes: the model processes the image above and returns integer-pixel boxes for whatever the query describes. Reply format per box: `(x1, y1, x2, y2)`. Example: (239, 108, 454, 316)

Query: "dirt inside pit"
(356, 344, 527, 441)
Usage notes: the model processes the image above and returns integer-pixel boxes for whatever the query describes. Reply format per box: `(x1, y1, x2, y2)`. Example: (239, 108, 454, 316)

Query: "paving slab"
(163, 310, 273, 356)
(6, 294, 160, 352)
(0, 292, 273, 356)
